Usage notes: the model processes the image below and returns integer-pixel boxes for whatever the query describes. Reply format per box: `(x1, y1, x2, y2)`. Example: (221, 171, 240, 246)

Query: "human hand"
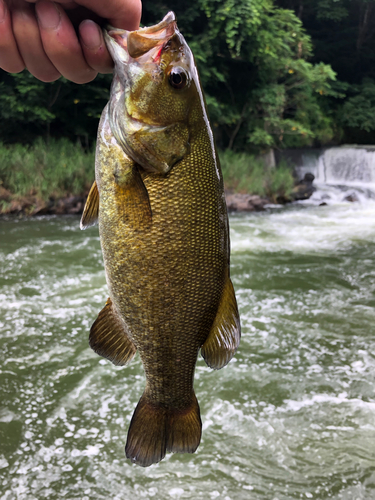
(0, 0, 141, 83)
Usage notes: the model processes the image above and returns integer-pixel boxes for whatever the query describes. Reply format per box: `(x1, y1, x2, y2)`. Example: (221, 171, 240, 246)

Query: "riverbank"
(0, 139, 94, 216)
(0, 139, 306, 216)
(0, 188, 314, 216)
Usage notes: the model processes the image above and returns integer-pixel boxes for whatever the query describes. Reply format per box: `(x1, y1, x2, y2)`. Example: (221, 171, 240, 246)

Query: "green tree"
(0, 70, 111, 145)
(277, 0, 375, 143)
(0, 0, 337, 151)
(142, 0, 337, 151)
(339, 78, 375, 142)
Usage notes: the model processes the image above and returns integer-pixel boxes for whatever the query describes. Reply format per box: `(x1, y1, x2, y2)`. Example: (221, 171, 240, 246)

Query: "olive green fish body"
(81, 12, 240, 467)
(98, 105, 227, 404)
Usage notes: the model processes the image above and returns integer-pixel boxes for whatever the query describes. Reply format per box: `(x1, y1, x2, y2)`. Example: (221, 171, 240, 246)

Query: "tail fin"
(125, 392, 201, 467)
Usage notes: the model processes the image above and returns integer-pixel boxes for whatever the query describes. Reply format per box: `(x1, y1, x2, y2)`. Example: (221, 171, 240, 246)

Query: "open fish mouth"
(104, 12, 177, 63)
(104, 11, 193, 175)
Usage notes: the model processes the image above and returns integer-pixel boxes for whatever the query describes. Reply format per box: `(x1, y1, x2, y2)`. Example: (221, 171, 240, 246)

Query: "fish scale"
(80, 11, 241, 467)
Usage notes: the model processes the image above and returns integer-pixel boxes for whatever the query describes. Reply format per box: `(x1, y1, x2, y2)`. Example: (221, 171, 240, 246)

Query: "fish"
(80, 11, 241, 467)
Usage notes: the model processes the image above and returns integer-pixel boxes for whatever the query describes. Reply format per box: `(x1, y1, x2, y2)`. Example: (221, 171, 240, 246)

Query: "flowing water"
(1, 190, 375, 499)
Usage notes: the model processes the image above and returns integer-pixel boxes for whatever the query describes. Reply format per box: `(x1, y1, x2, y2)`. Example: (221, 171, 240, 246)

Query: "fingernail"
(80, 20, 102, 50)
(36, 1, 61, 29)
(0, 0, 7, 23)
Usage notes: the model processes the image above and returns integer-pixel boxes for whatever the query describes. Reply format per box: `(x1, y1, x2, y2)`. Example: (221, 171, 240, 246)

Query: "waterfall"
(292, 146, 375, 204)
(316, 147, 375, 185)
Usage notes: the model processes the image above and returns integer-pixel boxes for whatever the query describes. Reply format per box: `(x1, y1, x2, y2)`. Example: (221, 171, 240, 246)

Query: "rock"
(50, 195, 85, 215)
(303, 172, 315, 183)
(344, 193, 359, 203)
(1, 189, 272, 216)
(225, 192, 269, 212)
(10, 197, 33, 213)
(291, 172, 316, 201)
(30, 200, 49, 216)
(0, 186, 12, 202)
(0, 192, 87, 216)
(275, 194, 290, 204)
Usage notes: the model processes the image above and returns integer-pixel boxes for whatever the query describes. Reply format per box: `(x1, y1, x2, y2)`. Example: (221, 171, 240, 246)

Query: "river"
(1, 195, 375, 499)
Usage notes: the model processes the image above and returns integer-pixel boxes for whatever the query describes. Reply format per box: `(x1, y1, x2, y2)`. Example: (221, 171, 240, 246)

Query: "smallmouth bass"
(81, 12, 241, 467)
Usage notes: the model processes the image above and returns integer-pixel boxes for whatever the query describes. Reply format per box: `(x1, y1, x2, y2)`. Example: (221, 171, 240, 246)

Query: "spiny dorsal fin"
(80, 181, 99, 230)
(89, 298, 136, 366)
(201, 277, 241, 370)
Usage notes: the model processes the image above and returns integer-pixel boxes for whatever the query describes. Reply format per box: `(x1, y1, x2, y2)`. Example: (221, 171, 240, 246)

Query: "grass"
(0, 140, 295, 209)
(0, 138, 95, 201)
(219, 149, 295, 201)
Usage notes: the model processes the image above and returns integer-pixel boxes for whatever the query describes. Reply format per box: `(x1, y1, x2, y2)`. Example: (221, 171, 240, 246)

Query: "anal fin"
(201, 276, 241, 370)
(80, 181, 99, 230)
(89, 297, 136, 366)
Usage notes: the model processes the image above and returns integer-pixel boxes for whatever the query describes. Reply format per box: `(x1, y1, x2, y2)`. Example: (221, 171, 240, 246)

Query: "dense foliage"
(0, 138, 95, 203)
(278, 0, 375, 144)
(0, 71, 111, 145)
(144, 0, 337, 151)
(0, 0, 374, 150)
(0, 138, 294, 209)
(220, 150, 295, 199)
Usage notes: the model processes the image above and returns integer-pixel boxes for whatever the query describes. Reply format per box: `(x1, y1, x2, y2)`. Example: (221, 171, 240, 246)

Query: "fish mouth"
(104, 11, 177, 63)
(105, 12, 191, 175)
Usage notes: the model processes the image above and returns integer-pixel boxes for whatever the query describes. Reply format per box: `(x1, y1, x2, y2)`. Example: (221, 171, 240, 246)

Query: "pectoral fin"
(80, 181, 99, 230)
(89, 298, 136, 366)
(201, 277, 241, 370)
(114, 164, 152, 229)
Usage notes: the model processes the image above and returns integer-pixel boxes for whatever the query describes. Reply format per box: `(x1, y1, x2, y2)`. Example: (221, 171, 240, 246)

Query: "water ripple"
(0, 212, 375, 499)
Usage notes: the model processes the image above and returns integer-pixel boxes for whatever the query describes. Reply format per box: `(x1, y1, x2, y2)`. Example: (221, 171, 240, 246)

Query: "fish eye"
(169, 67, 188, 89)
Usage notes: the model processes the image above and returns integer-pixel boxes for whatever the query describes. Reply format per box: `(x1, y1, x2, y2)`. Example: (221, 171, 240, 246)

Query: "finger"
(12, 3, 60, 81)
(72, 0, 141, 30)
(0, 0, 25, 72)
(79, 19, 113, 74)
(22, 0, 141, 28)
(35, 0, 97, 84)
(26, 0, 78, 6)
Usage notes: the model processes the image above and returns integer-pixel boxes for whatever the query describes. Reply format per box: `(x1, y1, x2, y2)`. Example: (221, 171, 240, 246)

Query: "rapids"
(1, 187, 375, 498)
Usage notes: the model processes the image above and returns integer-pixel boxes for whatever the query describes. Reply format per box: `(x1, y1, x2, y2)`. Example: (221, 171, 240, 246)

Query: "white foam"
(280, 393, 375, 413)
(169, 488, 184, 498)
(230, 201, 375, 254)
(0, 456, 9, 469)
